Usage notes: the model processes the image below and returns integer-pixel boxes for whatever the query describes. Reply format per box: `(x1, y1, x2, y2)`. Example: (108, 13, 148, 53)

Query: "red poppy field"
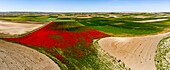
(5, 22, 108, 48)
(4, 21, 129, 70)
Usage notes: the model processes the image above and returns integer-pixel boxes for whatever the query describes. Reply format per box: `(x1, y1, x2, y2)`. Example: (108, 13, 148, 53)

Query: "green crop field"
(76, 17, 170, 36)
(0, 13, 170, 36)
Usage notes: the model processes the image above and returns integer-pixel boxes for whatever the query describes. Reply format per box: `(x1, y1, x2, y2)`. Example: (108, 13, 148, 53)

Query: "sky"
(0, 0, 169, 12)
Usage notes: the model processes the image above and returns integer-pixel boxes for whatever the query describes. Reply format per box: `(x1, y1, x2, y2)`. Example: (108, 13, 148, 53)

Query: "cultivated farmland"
(3, 21, 129, 70)
(0, 12, 170, 70)
(0, 40, 60, 70)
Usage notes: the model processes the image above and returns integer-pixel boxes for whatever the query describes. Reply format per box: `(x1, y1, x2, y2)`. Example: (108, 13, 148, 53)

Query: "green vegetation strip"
(54, 39, 130, 70)
(27, 39, 130, 70)
(36, 48, 68, 70)
(155, 36, 170, 70)
(0, 15, 57, 22)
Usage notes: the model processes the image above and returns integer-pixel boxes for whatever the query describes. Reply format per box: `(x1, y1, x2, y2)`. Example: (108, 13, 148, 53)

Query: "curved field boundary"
(92, 39, 130, 70)
(98, 31, 170, 70)
(0, 20, 44, 36)
(0, 39, 60, 70)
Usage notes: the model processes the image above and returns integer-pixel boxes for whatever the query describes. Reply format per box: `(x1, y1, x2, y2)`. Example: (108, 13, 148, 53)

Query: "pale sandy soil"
(76, 16, 92, 18)
(98, 31, 170, 70)
(0, 40, 60, 70)
(134, 16, 151, 19)
(0, 21, 44, 35)
(155, 16, 169, 18)
(133, 19, 168, 23)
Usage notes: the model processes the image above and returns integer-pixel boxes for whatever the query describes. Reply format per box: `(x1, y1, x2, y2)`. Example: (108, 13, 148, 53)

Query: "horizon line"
(0, 11, 170, 13)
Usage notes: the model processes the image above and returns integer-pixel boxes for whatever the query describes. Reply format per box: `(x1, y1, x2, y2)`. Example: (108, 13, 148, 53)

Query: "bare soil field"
(98, 31, 170, 70)
(0, 39, 60, 70)
(0, 20, 44, 35)
(133, 19, 168, 23)
(133, 16, 151, 18)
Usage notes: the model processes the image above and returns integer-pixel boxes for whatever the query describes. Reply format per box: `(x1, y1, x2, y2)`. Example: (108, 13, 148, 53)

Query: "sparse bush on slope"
(155, 36, 170, 70)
